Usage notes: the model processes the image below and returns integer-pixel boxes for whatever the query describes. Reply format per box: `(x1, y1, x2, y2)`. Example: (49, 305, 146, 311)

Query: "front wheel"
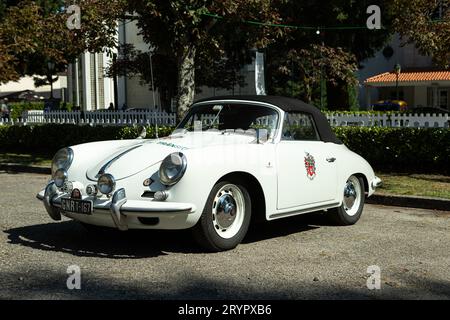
(193, 181, 251, 252)
(328, 175, 365, 226)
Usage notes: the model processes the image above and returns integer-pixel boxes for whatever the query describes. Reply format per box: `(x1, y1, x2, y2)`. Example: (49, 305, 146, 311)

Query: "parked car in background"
(372, 100, 408, 112)
(37, 96, 382, 251)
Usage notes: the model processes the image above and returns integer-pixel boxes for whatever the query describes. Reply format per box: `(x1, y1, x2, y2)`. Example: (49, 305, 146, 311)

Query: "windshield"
(176, 103, 280, 137)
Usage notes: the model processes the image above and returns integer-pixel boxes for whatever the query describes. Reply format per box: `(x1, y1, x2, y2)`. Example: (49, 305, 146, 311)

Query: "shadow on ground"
(2, 266, 450, 300)
(3, 212, 328, 259)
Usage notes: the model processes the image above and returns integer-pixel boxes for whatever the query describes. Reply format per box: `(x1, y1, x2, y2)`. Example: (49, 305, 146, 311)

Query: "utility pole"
(47, 61, 55, 100)
(394, 63, 402, 101)
(317, 29, 325, 110)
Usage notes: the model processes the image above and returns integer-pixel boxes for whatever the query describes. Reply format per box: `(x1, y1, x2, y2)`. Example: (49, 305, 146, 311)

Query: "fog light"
(154, 191, 169, 201)
(54, 169, 67, 188)
(86, 184, 98, 197)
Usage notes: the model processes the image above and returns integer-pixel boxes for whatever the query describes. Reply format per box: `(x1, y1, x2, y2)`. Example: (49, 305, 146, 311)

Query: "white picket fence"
(326, 113, 450, 128)
(0, 110, 449, 128)
(2, 110, 177, 126)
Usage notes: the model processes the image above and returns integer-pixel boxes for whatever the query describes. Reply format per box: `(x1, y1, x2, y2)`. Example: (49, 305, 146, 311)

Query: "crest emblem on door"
(304, 152, 316, 180)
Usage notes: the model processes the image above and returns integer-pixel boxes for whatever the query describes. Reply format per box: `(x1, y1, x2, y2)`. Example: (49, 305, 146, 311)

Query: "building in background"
(359, 34, 449, 111)
(116, 20, 257, 111)
(67, 20, 258, 112)
(66, 52, 115, 110)
(0, 75, 67, 101)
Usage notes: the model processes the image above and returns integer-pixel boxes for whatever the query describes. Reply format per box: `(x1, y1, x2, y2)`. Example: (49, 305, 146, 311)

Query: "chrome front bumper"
(37, 182, 195, 231)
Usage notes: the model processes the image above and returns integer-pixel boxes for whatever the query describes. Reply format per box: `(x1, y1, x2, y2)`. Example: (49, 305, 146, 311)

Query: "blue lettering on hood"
(157, 141, 189, 150)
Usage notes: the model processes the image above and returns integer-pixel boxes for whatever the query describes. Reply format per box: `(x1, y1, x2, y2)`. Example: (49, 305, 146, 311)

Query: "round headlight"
(54, 169, 68, 188)
(97, 174, 116, 195)
(159, 152, 187, 186)
(52, 148, 74, 176)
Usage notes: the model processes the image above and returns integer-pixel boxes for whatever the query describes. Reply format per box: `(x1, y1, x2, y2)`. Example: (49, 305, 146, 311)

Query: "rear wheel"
(193, 181, 251, 252)
(328, 175, 365, 226)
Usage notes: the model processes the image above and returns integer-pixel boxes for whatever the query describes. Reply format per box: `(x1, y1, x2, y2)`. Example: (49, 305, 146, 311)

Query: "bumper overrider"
(371, 176, 383, 189)
(36, 181, 195, 231)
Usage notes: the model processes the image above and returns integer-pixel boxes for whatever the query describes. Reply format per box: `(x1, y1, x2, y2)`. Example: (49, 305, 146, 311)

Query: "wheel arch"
(354, 173, 369, 196)
(216, 171, 266, 223)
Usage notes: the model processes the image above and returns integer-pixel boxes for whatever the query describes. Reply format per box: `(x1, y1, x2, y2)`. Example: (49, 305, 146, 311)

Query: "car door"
(276, 112, 338, 210)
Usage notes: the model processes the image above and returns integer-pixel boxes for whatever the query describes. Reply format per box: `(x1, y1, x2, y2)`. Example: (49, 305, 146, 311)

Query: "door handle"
(326, 157, 336, 163)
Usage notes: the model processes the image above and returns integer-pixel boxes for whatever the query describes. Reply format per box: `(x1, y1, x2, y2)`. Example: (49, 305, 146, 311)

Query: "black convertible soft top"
(194, 95, 342, 144)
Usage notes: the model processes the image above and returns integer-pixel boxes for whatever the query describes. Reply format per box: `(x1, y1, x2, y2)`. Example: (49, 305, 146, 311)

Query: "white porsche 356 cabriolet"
(37, 96, 382, 251)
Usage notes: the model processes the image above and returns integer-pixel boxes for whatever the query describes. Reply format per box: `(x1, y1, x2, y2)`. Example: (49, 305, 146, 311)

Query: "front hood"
(86, 132, 256, 181)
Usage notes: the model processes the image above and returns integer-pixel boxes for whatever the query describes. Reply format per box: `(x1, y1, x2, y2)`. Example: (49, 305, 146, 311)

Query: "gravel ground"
(0, 172, 449, 300)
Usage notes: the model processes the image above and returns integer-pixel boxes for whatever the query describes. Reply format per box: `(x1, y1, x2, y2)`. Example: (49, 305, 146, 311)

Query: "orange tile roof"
(365, 70, 450, 84)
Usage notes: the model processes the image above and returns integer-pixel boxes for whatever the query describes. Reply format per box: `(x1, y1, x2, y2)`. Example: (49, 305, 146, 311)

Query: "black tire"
(193, 180, 252, 252)
(327, 175, 365, 226)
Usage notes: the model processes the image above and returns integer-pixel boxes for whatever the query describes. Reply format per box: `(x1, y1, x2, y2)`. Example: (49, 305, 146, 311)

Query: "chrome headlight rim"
(97, 173, 116, 195)
(159, 152, 188, 186)
(51, 148, 74, 177)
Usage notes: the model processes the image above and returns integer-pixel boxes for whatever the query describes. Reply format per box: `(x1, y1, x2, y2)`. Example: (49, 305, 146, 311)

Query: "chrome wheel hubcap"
(343, 176, 361, 216)
(216, 194, 237, 229)
(212, 184, 245, 239)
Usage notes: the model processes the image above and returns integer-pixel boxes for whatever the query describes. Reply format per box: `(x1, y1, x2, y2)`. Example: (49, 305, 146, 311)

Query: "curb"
(0, 163, 51, 175)
(367, 194, 450, 212)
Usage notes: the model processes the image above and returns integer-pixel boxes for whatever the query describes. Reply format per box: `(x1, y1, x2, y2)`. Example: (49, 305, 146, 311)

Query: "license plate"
(61, 198, 93, 215)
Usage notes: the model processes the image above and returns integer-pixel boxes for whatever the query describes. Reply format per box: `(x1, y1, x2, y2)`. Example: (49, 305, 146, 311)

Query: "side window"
(282, 112, 320, 141)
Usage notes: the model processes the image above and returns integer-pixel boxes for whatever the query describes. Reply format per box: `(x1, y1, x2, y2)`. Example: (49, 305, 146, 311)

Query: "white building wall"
(117, 20, 160, 110)
(126, 77, 155, 109)
(102, 51, 115, 109)
(0, 75, 68, 100)
(358, 34, 433, 109)
(81, 53, 92, 110)
(66, 51, 114, 111)
(414, 86, 428, 108)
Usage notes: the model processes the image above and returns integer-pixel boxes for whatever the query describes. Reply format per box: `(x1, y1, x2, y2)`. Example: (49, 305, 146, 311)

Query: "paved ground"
(0, 172, 449, 300)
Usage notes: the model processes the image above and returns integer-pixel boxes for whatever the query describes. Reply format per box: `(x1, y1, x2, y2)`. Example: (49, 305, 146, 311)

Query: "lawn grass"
(377, 173, 450, 200)
(0, 152, 52, 167)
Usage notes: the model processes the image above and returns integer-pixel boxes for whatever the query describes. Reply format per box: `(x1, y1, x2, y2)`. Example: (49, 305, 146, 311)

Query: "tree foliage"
(0, 0, 123, 84)
(390, 0, 450, 68)
(269, 44, 358, 105)
(124, 0, 284, 118)
(266, 0, 393, 109)
(1, 0, 448, 115)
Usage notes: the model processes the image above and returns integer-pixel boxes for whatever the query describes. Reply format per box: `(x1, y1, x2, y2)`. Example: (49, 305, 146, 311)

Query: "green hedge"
(0, 124, 449, 174)
(8, 102, 45, 120)
(8, 101, 77, 120)
(0, 124, 173, 155)
(334, 127, 450, 174)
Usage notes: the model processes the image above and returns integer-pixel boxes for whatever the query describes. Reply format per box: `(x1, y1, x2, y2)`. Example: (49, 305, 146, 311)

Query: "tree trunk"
(176, 45, 196, 120)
